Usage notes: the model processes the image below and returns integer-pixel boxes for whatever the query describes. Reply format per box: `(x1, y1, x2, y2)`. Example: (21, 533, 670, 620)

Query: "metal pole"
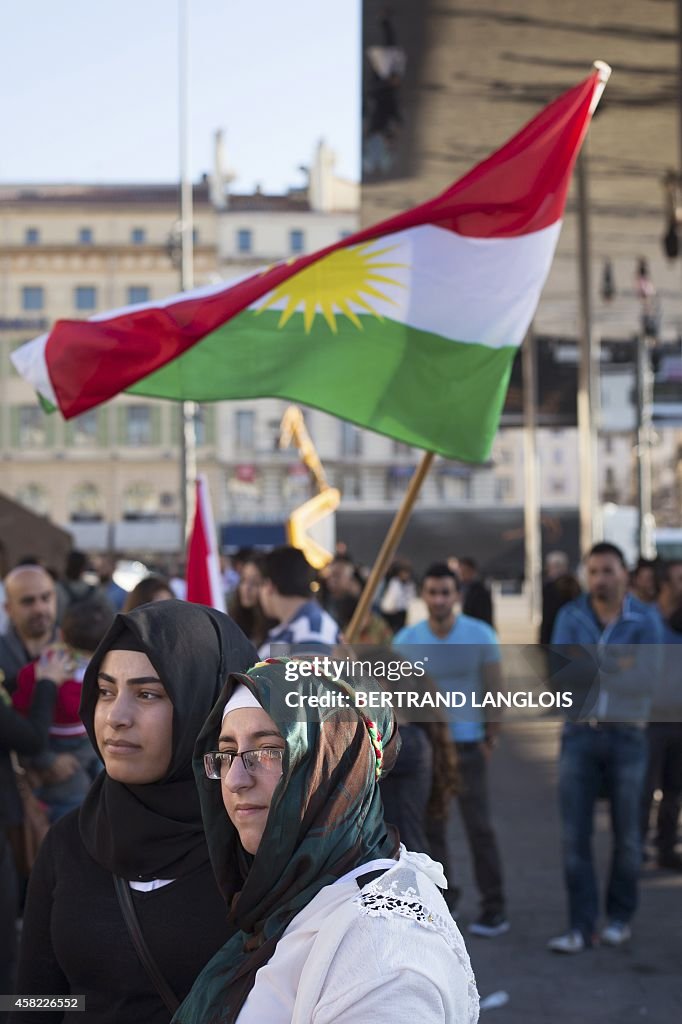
(522, 327, 542, 626)
(678, 0, 682, 177)
(178, 0, 197, 541)
(576, 147, 600, 554)
(636, 334, 656, 558)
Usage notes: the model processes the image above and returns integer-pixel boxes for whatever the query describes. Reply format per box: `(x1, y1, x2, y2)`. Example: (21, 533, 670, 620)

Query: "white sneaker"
(601, 921, 631, 946)
(547, 929, 586, 954)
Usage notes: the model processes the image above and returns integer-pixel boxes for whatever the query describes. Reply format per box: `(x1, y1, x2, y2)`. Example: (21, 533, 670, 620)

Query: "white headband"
(222, 681, 262, 721)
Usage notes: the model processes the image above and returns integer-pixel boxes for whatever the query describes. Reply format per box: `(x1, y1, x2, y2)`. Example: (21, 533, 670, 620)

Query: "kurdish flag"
(12, 65, 609, 463)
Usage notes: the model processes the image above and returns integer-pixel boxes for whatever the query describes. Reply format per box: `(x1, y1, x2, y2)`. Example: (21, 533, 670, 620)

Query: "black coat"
(11, 811, 230, 1024)
(462, 579, 494, 628)
(0, 678, 56, 826)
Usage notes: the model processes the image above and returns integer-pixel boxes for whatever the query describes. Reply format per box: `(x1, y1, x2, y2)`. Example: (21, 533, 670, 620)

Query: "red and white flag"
(186, 475, 225, 612)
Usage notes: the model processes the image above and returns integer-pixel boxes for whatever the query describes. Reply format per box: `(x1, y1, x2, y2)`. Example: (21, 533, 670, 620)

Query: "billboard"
(361, 0, 424, 183)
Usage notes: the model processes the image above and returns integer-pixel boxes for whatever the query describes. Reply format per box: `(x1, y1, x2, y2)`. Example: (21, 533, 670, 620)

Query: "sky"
(3, 0, 360, 193)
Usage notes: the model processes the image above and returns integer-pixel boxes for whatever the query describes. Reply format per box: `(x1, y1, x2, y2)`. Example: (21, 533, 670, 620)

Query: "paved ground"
(450, 716, 682, 1022)
(448, 595, 682, 1022)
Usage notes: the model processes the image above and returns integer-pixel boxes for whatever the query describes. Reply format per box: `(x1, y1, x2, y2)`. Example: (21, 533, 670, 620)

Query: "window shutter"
(10, 407, 20, 447)
(203, 406, 216, 445)
(43, 412, 56, 447)
(117, 406, 129, 445)
(150, 405, 162, 445)
(97, 409, 110, 447)
(170, 404, 182, 443)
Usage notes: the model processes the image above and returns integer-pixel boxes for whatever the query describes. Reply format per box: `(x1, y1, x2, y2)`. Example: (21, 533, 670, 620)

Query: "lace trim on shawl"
(353, 851, 479, 1024)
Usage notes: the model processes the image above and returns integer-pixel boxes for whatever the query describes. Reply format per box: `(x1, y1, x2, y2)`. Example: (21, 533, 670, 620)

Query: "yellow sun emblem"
(255, 242, 406, 334)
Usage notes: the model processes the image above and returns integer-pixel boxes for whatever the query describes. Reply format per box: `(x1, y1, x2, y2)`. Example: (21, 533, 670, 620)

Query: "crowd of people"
(0, 538, 680, 1020)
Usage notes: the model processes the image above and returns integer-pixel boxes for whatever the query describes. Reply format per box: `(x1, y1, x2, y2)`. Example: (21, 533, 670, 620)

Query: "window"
(235, 410, 255, 452)
(438, 474, 472, 502)
(494, 477, 513, 501)
(268, 418, 283, 451)
(75, 286, 97, 311)
(552, 449, 564, 465)
(237, 229, 252, 254)
(192, 228, 199, 246)
(79, 227, 93, 244)
(18, 406, 47, 446)
(22, 286, 44, 311)
(25, 227, 40, 245)
(127, 285, 150, 305)
(339, 230, 353, 240)
(550, 478, 566, 495)
(131, 227, 146, 244)
(341, 471, 362, 499)
(71, 410, 99, 446)
(290, 229, 305, 254)
(340, 422, 362, 457)
(193, 403, 206, 444)
(392, 440, 412, 456)
(385, 466, 415, 500)
(123, 482, 159, 520)
(125, 405, 152, 445)
(69, 482, 103, 521)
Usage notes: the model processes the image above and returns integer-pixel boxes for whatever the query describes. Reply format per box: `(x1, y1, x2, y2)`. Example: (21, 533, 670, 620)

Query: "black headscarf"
(78, 600, 257, 880)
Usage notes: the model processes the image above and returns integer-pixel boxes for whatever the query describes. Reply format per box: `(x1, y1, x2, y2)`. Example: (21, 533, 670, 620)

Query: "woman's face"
(238, 563, 263, 610)
(94, 649, 174, 785)
(219, 706, 284, 855)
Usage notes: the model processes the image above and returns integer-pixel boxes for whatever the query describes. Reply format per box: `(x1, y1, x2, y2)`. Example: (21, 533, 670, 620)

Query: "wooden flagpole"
(345, 450, 435, 643)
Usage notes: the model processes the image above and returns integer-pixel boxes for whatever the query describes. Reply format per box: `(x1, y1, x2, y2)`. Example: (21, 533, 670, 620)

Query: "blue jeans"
(559, 723, 647, 942)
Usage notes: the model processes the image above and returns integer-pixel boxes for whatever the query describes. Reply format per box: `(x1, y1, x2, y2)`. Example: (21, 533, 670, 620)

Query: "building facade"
(356, 0, 682, 566)
(0, 180, 221, 557)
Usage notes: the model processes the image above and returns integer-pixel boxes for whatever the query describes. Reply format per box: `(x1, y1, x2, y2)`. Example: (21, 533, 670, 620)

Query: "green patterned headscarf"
(174, 656, 400, 1024)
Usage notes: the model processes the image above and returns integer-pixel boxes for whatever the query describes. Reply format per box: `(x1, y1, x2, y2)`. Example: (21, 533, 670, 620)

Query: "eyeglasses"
(203, 748, 284, 780)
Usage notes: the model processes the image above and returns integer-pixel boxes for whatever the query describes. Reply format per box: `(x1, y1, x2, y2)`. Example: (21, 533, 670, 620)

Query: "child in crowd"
(12, 597, 114, 821)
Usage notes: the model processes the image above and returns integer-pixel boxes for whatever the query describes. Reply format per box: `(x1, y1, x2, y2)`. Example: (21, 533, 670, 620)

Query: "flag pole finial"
(589, 61, 611, 115)
(593, 60, 612, 83)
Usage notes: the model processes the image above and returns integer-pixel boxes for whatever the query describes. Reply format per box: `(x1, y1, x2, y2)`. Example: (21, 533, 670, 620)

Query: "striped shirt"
(259, 600, 340, 658)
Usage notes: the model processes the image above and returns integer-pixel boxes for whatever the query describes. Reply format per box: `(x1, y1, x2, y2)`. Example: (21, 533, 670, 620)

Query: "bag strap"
(113, 876, 180, 1016)
(355, 868, 388, 889)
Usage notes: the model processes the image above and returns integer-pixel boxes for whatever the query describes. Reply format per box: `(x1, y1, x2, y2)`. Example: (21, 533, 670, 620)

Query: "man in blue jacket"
(547, 542, 663, 954)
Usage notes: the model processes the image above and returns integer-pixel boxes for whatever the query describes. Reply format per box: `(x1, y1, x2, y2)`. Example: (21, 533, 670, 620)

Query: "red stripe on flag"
(186, 480, 212, 607)
(46, 71, 601, 418)
(186, 477, 224, 610)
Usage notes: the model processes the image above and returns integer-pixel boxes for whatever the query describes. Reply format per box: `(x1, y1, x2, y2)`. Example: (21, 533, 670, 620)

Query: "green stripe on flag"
(127, 310, 516, 463)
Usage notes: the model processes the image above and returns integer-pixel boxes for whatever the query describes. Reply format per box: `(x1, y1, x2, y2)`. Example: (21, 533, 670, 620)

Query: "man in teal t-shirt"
(395, 561, 508, 938)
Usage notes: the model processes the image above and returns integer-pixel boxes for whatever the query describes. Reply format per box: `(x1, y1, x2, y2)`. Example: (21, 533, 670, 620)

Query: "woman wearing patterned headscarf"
(175, 657, 478, 1024)
(11, 601, 257, 1024)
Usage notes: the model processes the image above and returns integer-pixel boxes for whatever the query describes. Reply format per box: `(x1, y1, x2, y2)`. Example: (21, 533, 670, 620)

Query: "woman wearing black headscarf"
(175, 658, 478, 1024)
(11, 601, 257, 1024)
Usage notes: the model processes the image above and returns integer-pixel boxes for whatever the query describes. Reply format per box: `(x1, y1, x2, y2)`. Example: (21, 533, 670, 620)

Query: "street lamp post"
(635, 332, 656, 559)
(178, 0, 197, 542)
(576, 147, 601, 555)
